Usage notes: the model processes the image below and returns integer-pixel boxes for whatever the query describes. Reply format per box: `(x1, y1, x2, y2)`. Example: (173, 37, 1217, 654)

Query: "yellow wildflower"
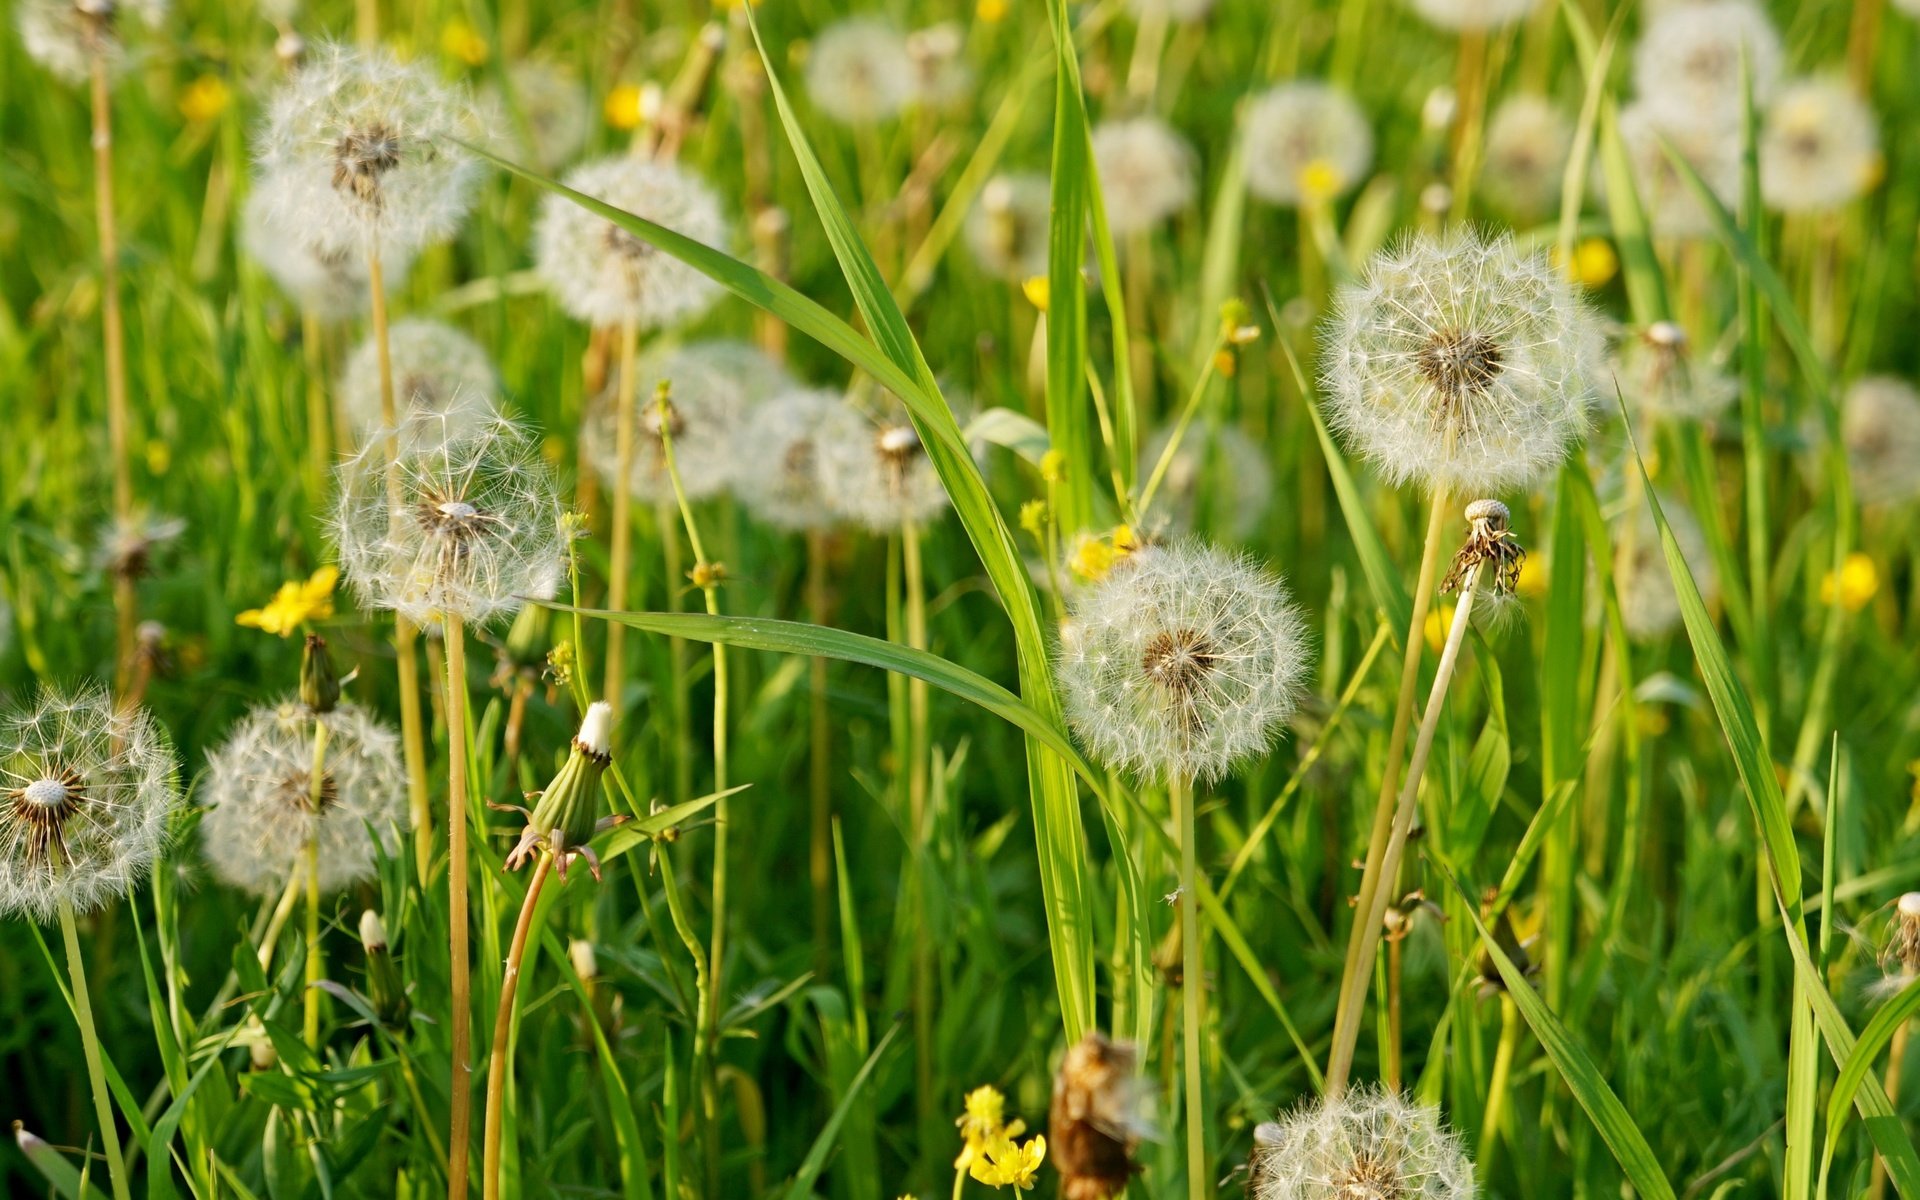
(179, 75, 230, 123)
(1423, 601, 1456, 653)
(1296, 158, 1342, 204)
(1040, 449, 1067, 483)
(1019, 499, 1047, 538)
(978, 0, 1009, 20)
(1068, 525, 1137, 583)
(1551, 238, 1618, 289)
(605, 84, 645, 131)
(441, 19, 489, 66)
(969, 1132, 1047, 1190)
(1022, 275, 1050, 312)
(955, 1085, 1027, 1170)
(1820, 552, 1879, 613)
(237, 566, 339, 637)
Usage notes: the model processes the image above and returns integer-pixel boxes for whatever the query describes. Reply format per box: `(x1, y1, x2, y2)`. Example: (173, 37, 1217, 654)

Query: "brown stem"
(482, 853, 554, 1200)
(91, 53, 136, 695)
(446, 615, 473, 1200)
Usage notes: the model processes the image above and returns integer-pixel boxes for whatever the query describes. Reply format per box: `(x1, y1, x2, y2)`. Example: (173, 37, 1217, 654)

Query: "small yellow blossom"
(605, 84, 645, 130)
(145, 438, 171, 476)
(1214, 347, 1238, 378)
(237, 567, 339, 637)
(955, 1085, 1027, 1170)
(1296, 158, 1342, 204)
(1022, 275, 1050, 312)
(1039, 448, 1066, 484)
(1820, 552, 1879, 613)
(1515, 552, 1547, 598)
(1551, 238, 1618, 289)
(969, 1133, 1047, 1190)
(1068, 525, 1137, 583)
(1423, 601, 1456, 652)
(977, 0, 1009, 20)
(1019, 499, 1047, 538)
(441, 20, 489, 66)
(179, 75, 230, 123)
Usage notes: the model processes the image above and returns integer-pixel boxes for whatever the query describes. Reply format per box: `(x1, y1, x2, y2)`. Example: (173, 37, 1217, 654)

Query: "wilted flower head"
(1406, 0, 1535, 32)
(1, 685, 177, 923)
(255, 42, 484, 257)
(1250, 1087, 1475, 1200)
(200, 700, 406, 896)
(734, 387, 854, 532)
(1613, 321, 1738, 424)
(98, 512, 185, 581)
(1139, 421, 1272, 541)
(533, 155, 728, 329)
(332, 411, 567, 627)
(1056, 542, 1310, 782)
(1481, 95, 1571, 221)
(805, 17, 915, 126)
(586, 340, 790, 504)
(818, 404, 952, 531)
(1614, 498, 1715, 640)
(1091, 117, 1197, 237)
(1874, 893, 1920, 998)
(242, 172, 417, 320)
(1321, 229, 1603, 495)
(1632, 1, 1782, 131)
(1049, 1032, 1149, 1200)
(1841, 376, 1920, 507)
(340, 317, 501, 444)
(906, 22, 972, 110)
(17, 0, 166, 86)
(967, 173, 1053, 282)
(1760, 78, 1880, 215)
(484, 60, 592, 172)
(1244, 81, 1373, 208)
(1611, 101, 1739, 240)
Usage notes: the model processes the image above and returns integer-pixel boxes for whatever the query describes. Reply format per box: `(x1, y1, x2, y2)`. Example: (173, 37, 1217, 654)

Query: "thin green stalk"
(90, 50, 136, 697)
(59, 894, 132, 1200)
(1172, 771, 1207, 1200)
(446, 613, 474, 1200)
(303, 718, 332, 1047)
(904, 514, 936, 1155)
(602, 315, 641, 713)
(807, 529, 834, 980)
(1480, 993, 1521, 1180)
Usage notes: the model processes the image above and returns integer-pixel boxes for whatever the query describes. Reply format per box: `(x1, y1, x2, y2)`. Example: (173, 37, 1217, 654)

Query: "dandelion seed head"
(1321, 229, 1602, 495)
(340, 317, 501, 447)
(256, 43, 483, 257)
(1406, 0, 1536, 33)
(1244, 81, 1373, 208)
(1481, 95, 1570, 221)
(1611, 322, 1738, 423)
(1761, 77, 1880, 215)
(533, 155, 728, 329)
(243, 171, 417, 320)
(1632, 1, 1782, 132)
(331, 411, 567, 627)
(17, 0, 166, 86)
(1615, 498, 1715, 640)
(0, 685, 178, 923)
(1050, 1032, 1150, 1200)
(805, 17, 915, 126)
(98, 512, 185, 581)
(1841, 376, 1920, 506)
(906, 22, 973, 110)
(1608, 102, 1740, 241)
(966, 173, 1053, 282)
(483, 60, 592, 172)
(733, 387, 853, 532)
(200, 700, 406, 897)
(1056, 543, 1311, 783)
(818, 403, 952, 531)
(1250, 1087, 1474, 1200)
(1091, 117, 1197, 236)
(586, 340, 790, 504)
(1138, 422, 1273, 542)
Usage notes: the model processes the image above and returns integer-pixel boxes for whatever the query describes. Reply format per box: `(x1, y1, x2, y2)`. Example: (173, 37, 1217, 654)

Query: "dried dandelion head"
(1250, 1087, 1475, 1200)
(1841, 376, 1920, 507)
(17, 0, 167, 86)
(1321, 229, 1603, 495)
(805, 17, 915, 126)
(256, 43, 484, 257)
(331, 411, 567, 627)
(1611, 101, 1739, 240)
(242, 171, 417, 320)
(586, 340, 790, 505)
(1612, 321, 1738, 424)
(1614, 498, 1715, 640)
(98, 512, 185, 582)
(1056, 542, 1311, 783)
(818, 404, 952, 532)
(966, 173, 1054, 283)
(1876, 893, 1920, 995)
(1632, 1, 1782, 132)
(1244, 81, 1373, 208)
(200, 700, 406, 896)
(1091, 117, 1197, 237)
(1049, 1032, 1150, 1200)
(1761, 78, 1880, 215)
(533, 155, 728, 329)
(0, 685, 177, 923)
(1481, 95, 1571, 221)
(340, 317, 501, 446)
(1442, 499, 1525, 596)
(484, 60, 592, 172)
(1407, 0, 1536, 33)
(1138, 421, 1273, 542)
(733, 387, 853, 533)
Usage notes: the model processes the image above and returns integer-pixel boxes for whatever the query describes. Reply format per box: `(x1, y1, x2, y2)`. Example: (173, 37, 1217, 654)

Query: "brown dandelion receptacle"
(1415, 329, 1504, 429)
(1049, 1032, 1147, 1200)
(1441, 499, 1525, 596)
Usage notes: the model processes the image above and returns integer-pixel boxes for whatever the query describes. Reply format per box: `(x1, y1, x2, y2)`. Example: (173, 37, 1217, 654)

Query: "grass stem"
(445, 614, 474, 1200)
(602, 316, 640, 712)
(1173, 771, 1207, 1200)
(59, 894, 132, 1200)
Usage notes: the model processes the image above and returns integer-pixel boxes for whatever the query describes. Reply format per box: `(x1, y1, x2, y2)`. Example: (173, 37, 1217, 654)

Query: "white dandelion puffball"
(485, 60, 592, 172)
(1056, 543, 1311, 783)
(1092, 117, 1198, 237)
(0, 685, 177, 923)
(1615, 498, 1715, 640)
(817, 405, 952, 531)
(1613, 102, 1739, 240)
(1632, 1, 1782, 132)
(332, 411, 567, 627)
(1407, 0, 1536, 33)
(1250, 1087, 1474, 1200)
(966, 173, 1053, 282)
(586, 340, 791, 505)
(1127, 0, 1217, 20)
(1139, 422, 1274, 541)
(906, 22, 973, 111)
(1320, 229, 1603, 496)
(1842, 376, 1920, 506)
(1482, 95, 1571, 221)
(201, 701, 406, 896)
(1612, 323, 1738, 424)
(1244, 81, 1374, 208)
(255, 43, 484, 258)
(1761, 78, 1880, 215)
(734, 387, 854, 533)
(340, 318, 501, 444)
(533, 155, 728, 330)
(805, 17, 915, 126)
(17, 0, 167, 86)
(242, 172, 417, 321)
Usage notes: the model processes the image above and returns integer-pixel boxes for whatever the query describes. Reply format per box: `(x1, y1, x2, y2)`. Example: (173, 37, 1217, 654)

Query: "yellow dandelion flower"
(969, 1132, 1047, 1190)
(1019, 499, 1047, 538)
(1550, 237, 1617, 289)
(978, 0, 1009, 20)
(1515, 552, 1547, 598)
(1068, 526, 1137, 582)
(237, 566, 339, 637)
(605, 83, 645, 130)
(1296, 157, 1343, 204)
(179, 75, 230, 123)
(1423, 601, 1456, 653)
(441, 19, 489, 66)
(1820, 552, 1878, 613)
(1022, 275, 1050, 312)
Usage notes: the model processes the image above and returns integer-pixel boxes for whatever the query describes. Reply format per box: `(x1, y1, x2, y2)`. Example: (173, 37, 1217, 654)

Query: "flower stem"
(90, 52, 135, 697)
(445, 613, 474, 1200)
(1870, 1019, 1911, 1200)
(904, 515, 936, 1149)
(1172, 771, 1207, 1200)
(602, 316, 640, 712)
(304, 718, 332, 1047)
(482, 852, 553, 1200)
(302, 308, 332, 504)
(59, 895, 133, 1200)
(807, 529, 834, 980)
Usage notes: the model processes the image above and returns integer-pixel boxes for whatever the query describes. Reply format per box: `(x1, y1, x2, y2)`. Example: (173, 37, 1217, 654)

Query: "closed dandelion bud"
(568, 937, 599, 982)
(255, 43, 484, 257)
(804, 17, 915, 126)
(1481, 95, 1571, 221)
(359, 908, 410, 1024)
(1632, 2, 1782, 133)
(0, 685, 178, 923)
(1613, 321, 1738, 424)
(533, 155, 728, 330)
(331, 412, 567, 628)
(1244, 81, 1373, 209)
(506, 703, 615, 879)
(299, 633, 341, 715)
(17, 0, 167, 86)
(1614, 498, 1716, 641)
(484, 60, 592, 172)
(586, 340, 791, 504)
(1322, 229, 1603, 496)
(1056, 543, 1311, 783)
(734, 387, 850, 532)
(1091, 117, 1197, 236)
(1407, 0, 1537, 33)
(242, 172, 415, 321)
(1761, 78, 1880, 215)
(339, 318, 501, 446)
(1049, 1032, 1149, 1200)
(967, 174, 1054, 283)
(1138, 422, 1272, 542)
(201, 701, 406, 896)
(1840, 377, 1920, 507)
(1251, 1087, 1475, 1200)
(818, 406, 952, 531)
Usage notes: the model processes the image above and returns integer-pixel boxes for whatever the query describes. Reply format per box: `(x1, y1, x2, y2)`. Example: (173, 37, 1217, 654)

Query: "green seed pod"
(300, 633, 341, 714)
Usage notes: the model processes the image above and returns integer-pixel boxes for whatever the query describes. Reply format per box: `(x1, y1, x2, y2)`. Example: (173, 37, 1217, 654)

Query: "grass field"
(4, 0, 1920, 1197)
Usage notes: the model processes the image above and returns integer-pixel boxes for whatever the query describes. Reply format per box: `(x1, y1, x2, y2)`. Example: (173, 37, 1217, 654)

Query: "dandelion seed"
(1406, 0, 1538, 33)
(200, 700, 406, 896)
(1632, 1, 1782, 133)
(805, 17, 916, 126)
(732, 387, 852, 533)
(331, 411, 567, 627)
(0, 685, 177, 923)
(1481, 95, 1571, 221)
(1614, 498, 1716, 640)
(1611, 101, 1740, 240)
(242, 171, 417, 320)
(1321, 229, 1603, 495)
(1091, 117, 1197, 237)
(1612, 321, 1738, 424)
(483, 60, 593, 172)
(1138, 422, 1273, 541)
(1049, 1032, 1150, 1200)
(1250, 1086, 1475, 1200)
(1243, 81, 1373, 208)
(817, 404, 952, 532)
(586, 340, 790, 505)
(1056, 542, 1311, 783)
(256, 42, 484, 257)
(17, 0, 166, 86)
(340, 317, 502, 445)
(1872, 893, 1920, 999)
(533, 155, 729, 329)
(967, 174, 1054, 283)
(1761, 78, 1881, 215)
(1840, 376, 1920, 507)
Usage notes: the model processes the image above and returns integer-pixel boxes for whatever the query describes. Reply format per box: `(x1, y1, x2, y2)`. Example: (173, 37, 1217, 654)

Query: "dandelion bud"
(568, 937, 599, 982)
(1244, 81, 1373, 209)
(1250, 1087, 1474, 1200)
(1091, 117, 1197, 236)
(505, 703, 616, 880)
(1049, 1032, 1149, 1200)
(967, 173, 1053, 283)
(245, 1016, 278, 1071)
(804, 17, 915, 126)
(586, 341, 790, 505)
(359, 908, 410, 1025)
(299, 633, 341, 714)
(340, 318, 501, 446)
(17, 0, 166, 86)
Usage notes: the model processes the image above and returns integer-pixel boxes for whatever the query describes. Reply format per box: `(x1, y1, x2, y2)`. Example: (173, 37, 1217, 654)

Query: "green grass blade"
(779, 1022, 904, 1200)
(1043, 0, 1096, 531)
(14, 1124, 111, 1200)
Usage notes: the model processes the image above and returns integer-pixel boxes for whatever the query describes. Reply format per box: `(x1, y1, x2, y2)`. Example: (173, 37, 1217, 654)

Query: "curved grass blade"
(780, 1022, 904, 1200)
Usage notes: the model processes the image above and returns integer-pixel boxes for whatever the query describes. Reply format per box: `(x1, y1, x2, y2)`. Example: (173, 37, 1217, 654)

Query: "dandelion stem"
(904, 514, 937, 1151)
(302, 309, 332, 504)
(481, 852, 552, 1200)
(807, 529, 834, 980)
(1172, 771, 1208, 1200)
(445, 613, 475, 1200)
(602, 316, 640, 712)
(1870, 1020, 1911, 1200)
(59, 893, 133, 1200)
(304, 718, 332, 1047)
(91, 51, 136, 697)
(258, 866, 304, 973)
